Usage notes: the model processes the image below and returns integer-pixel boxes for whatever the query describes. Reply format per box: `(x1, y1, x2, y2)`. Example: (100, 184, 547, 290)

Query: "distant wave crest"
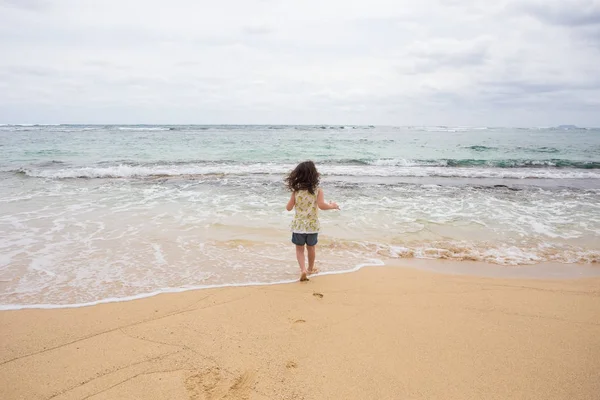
(117, 127, 175, 131)
(329, 158, 600, 169)
(14, 159, 600, 180)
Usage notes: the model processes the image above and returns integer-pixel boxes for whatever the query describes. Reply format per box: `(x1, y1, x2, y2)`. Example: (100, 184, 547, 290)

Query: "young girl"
(285, 161, 339, 281)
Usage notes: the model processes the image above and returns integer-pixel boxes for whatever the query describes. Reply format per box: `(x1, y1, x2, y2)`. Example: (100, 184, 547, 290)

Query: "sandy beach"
(1, 264, 599, 400)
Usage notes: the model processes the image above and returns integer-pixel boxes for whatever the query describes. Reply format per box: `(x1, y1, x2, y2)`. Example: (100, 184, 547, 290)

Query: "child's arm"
(317, 189, 339, 210)
(286, 192, 295, 211)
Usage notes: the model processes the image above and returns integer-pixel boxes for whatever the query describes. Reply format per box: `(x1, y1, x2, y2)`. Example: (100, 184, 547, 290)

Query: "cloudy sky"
(0, 0, 599, 126)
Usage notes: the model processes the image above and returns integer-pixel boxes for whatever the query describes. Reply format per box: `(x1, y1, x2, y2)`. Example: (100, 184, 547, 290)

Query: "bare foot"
(300, 272, 309, 282)
(307, 268, 320, 275)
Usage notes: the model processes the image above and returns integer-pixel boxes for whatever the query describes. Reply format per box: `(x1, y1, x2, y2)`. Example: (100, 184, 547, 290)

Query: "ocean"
(1, 124, 599, 309)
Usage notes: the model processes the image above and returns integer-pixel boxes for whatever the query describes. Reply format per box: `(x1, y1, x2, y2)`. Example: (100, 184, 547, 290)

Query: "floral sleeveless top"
(290, 188, 321, 233)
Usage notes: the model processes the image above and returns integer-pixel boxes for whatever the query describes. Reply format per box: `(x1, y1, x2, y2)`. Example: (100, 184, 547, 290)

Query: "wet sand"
(1, 264, 599, 399)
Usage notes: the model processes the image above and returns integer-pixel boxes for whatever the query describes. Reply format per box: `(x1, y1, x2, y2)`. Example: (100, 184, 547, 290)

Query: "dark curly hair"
(285, 161, 320, 194)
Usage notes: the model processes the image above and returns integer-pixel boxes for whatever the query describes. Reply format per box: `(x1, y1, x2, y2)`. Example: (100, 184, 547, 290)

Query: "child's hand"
(329, 201, 339, 210)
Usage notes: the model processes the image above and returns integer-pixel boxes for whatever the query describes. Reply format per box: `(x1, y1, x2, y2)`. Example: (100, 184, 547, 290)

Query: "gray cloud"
(0, 65, 58, 77)
(517, 0, 600, 26)
(243, 25, 274, 35)
(0, 0, 599, 126)
(399, 38, 490, 74)
(0, 0, 49, 10)
(483, 79, 600, 96)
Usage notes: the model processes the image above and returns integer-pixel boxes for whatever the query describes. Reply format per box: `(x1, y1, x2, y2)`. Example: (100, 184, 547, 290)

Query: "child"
(285, 161, 339, 281)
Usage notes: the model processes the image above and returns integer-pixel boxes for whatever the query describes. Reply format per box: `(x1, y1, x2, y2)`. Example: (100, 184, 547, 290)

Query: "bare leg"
(296, 245, 308, 281)
(307, 245, 318, 274)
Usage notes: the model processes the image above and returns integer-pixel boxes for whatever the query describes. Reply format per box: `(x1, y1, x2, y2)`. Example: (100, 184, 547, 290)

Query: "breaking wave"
(14, 160, 600, 180)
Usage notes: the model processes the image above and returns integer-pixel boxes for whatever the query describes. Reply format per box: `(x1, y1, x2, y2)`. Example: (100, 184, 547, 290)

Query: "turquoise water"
(3, 125, 600, 175)
(1, 125, 599, 308)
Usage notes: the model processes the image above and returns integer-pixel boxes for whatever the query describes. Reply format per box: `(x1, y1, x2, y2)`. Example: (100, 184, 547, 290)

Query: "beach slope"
(1, 266, 599, 400)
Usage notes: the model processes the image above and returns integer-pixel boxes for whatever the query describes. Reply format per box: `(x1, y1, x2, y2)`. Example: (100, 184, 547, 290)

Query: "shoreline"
(1, 259, 599, 311)
(1, 265, 599, 399)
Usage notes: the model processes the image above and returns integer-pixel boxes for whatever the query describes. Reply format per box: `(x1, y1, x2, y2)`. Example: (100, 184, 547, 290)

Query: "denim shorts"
(292, 233, 318, 246)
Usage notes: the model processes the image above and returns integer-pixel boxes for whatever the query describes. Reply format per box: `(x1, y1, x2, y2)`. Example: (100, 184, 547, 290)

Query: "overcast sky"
(0, 0, 599, 126)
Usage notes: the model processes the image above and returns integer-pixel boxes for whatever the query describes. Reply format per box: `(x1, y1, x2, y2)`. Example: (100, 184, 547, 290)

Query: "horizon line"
(1, 123, 596, 129)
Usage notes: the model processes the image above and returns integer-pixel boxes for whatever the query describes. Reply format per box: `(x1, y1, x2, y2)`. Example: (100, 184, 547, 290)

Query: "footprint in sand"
(312, 292, 323, 299)
(286, 361, 298, 369)
(185, 368, 255, 400)
(293, 319, 306, 324)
